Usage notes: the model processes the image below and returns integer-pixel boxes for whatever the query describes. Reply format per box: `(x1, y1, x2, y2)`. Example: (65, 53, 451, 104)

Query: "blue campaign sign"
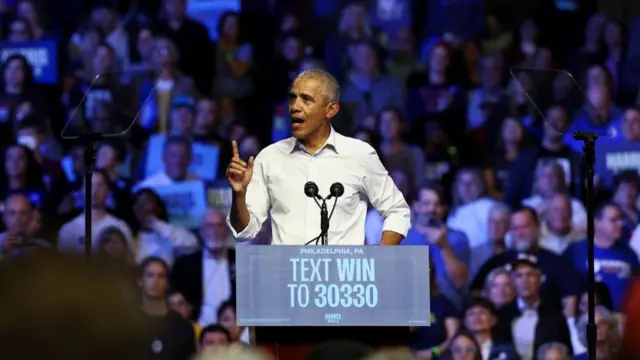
(150, 180, 207, 229)
(595, 140, 640, 188)
(0, 41, 58, 84)
(146, 134, 220, 181)
(236, 245, 431, 326)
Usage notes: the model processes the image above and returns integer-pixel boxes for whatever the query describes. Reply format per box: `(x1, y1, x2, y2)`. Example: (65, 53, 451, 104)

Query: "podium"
(236, 246, 431, 359)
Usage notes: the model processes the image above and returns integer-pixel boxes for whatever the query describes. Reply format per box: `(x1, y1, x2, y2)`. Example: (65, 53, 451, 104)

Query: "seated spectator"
(0, 55, 42, 140)
(171, 209, 236, 326)
(95, 225, 137, 296)
(16, 0, 58, 41)
(90, 7, 129, 70)
(441, 330, 483, 360)
(462, 297, 520, 360)
(401, 181, 470, 308)
(564, 202, 639, 312)
(483, 267, 517, 311)
(536, 342, 570, 360)
(0, 144, 47, 209)
(611, 171, 640, 241)
(568, 284, 613, 356)
(132, 188, 198, 266)
(497, 255, 572, 359)
(193, 97, 223, 144)
(197, 324, 231, 354)
(168, 289, 202, 340)
(213, 11, 254, 101)
(135, 136, 199, 190)
(471, 207, 579, 318)
(470, 203, 511, 280)
(574, 306, 621, 360)
(0, 193, 50, 261)
(58, 169, 134, 255)
(538, 193, 584, 255)
(15, 114, 65, 187)
(483, 117, 527, 198)
(216, 300, 248, 343)
(522, 161, 587, 233)
(138, 257, 196, 360)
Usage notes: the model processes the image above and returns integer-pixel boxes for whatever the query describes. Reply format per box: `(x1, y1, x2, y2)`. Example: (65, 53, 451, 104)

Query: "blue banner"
(0, 41, 58, 84)
(149, 180, 208, 229)
(146, 134, 220, 181)
(595, 140, 640, 188)
(206, 180, 232, 214)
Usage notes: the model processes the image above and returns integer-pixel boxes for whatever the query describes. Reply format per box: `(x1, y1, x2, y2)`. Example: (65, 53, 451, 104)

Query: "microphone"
(304, 181, 319, 198)
(329, 182, 344, 198)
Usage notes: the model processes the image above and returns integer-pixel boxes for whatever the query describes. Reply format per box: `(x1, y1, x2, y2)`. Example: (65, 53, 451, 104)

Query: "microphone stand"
(320, 200, 329, 246)
(80, 133, 104, 259)
(574, 131, 597, 360)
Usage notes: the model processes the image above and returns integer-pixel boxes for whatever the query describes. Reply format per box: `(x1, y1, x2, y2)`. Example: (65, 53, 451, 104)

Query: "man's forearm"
(440, 245, 468, 288)
(380, 231, 403, 246)
(230, 191, 250, 233)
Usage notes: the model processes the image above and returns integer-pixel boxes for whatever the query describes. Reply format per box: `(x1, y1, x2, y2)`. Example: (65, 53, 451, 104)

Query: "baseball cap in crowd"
(508, 253, 540, 271)
(171, 94, 197, 112)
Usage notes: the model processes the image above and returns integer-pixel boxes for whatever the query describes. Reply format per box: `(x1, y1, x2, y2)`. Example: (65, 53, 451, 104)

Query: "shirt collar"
(517, 297, 540, 312)
(289, 126, 339, 154)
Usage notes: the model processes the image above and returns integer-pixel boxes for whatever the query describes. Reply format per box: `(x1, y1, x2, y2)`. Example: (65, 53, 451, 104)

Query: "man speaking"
(226, 69, 410, 245)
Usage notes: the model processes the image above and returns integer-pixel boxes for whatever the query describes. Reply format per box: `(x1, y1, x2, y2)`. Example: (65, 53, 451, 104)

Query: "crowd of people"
(0, 0, 639, 359)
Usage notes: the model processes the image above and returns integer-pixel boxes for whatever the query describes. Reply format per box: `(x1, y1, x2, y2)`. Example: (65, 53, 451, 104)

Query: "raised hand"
(226, 140, 254, 193)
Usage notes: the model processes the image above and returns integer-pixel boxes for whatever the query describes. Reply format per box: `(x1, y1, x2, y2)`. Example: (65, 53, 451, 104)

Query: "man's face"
(545, 195, 572, 234)
(92, 45, 113, 75)
(615, 182, 639, 208)
(510, 211, 539, 252)
(140, 261, 168, 299)
(163, 143, 191, 180)
(171, 107, 195, 136)
(200, 210, 228, 250)
(413, 189, 441, 218)
(544, 107, 569, 139)
(168, 292, 192, 319)
(487, 209, 509, 241)
(96, 145, 118, 170)
(481, 57, 501, 87)
(164, 0, 184, 19)
(512, 265, 541, 298)
(4, 196, 31, 234)
(623, 109, 640, 140)
(5, 146, 28, 178)
(282, 37, 302, 62)
(595, 206, 623, 241)
(464, 306, 495, 333)
(353, 44, 377, 74)
(288, 77, 338, 141)
(195, 99, 216, 132)
(199, 331, 229, 353)
(85, 172, 109, 207)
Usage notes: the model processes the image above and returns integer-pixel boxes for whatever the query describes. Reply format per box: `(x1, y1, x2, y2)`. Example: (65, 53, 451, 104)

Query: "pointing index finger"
(231, 140, 240, 159)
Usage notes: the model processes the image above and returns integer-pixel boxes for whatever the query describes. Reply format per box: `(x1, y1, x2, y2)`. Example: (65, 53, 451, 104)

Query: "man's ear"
(326, 101, 340, 119)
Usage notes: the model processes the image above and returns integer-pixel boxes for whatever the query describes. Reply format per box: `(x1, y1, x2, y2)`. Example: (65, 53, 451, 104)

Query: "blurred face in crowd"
(96, 144, 119, 171)
(84, 171, 110, 208)
(464, 305, 496, 334)
(5, 58, 26, 89)
(171, 106, 195, 136)
(239, 135, 259, 159)
(288, 75, 339, 141)
(429, 45, 449, 73)
(545, 194, 572, 235)
(200, 209, 227, 251)
(99, 231, 128, 261)
(449, 334, 478, 360)
(81, 28, 101, 54)
(378, 109, 402, 141)
(5, 145, 28, 179)
(534, 48, 553, 69)
(520, 19, 538, 42)
(541, 346, 567, 360)
(487, 208, 509, 241)
(91, 103, 113, 133)
(154, 40, 174, 67)
(510, 210, 540, 252)
(595, 205, 624, 242)
(282, 36, 302, 63)
(9, 19, 30, 42)
(622, 108, 640, 140)
(195, 98, 216, 133)
(280, 13, 299, 32)
(352, 43, 378, 75)
(595, 310, 612, 344)
(140, 261, 169, 300)
(342, 4, 367, 33)
(413, 188, 443, 219)
(163, 0, 185, 20)
(168, 291, 193, 319)
(585, 14, 606, 45)
(3, 194, 32, 235)
(587, 85, 611, 114)
(537, 164, 564, 196)
(512, 264, 542, 299)
(390, 170, 410, 200)
(70, 145, 85, 177)
(614, 181, 638, 209)
(455, 171, 483, 204)
(501, 117, 523, 145)
(392, 28, 413, 53)
(199, 330, 229, 353)
(93, 45, 114, 75)
(480, 56, 502, 88)
(137, 28, 155, 60)
(26, 208, 41, 236)
(578, 291, 601, 316)
(218, 305, 241, 340)
(17, 1, 38, 27)
(603, 21, 622, 47)
(221, 14, 239, 39)
(133, 191, 160, 222)
(163, 142, 191, 180)
(544, 106, 570, 140)
(486, 272, 516, 308)
(586, 65, 609, 90)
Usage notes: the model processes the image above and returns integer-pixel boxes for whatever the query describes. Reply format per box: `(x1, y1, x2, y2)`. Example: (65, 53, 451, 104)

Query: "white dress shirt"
(135, 219, 199, 267)
(226, 129, 411, 245)
(198, 253, 231, 327)
(447, 197, 496, 249)
(512, 298, 540, 360)
(133, 171, 200, 192)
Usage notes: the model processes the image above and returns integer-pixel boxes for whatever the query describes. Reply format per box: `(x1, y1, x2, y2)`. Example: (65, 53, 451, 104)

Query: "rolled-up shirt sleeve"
(362, 150, 411, 237)
(226, 153, 271, 239)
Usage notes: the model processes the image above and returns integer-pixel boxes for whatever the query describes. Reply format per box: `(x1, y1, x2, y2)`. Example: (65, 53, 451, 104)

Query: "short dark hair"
(199, 324, 231, 344)
(512, 206, 540, 226)
(595, 202, 622, 219)
(163, 135, 191, 153)
(16, 113, 47, 134)
(138, 256, 169, 277)
(613, 170, 640, 191)
(464, 297, 496, 316)
(216, 299, 236, 320)
(416, 181, 446, 203)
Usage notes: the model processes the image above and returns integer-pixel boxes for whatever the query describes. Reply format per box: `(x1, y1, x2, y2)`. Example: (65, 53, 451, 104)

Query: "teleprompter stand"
(80, 133, 105, 259)
(573, 131, 597, 360)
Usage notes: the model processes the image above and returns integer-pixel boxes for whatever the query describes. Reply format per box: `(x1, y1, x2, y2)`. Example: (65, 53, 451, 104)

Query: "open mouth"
(291, 116, 305, 125)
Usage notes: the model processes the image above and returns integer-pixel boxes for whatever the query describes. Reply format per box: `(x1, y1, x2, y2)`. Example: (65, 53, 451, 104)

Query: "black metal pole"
(82, 135, 100, 259)
(574, 131, 597, 360)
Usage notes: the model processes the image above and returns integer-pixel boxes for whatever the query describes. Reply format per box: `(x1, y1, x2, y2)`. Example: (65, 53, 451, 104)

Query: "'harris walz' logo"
(324, 313, 342, 324)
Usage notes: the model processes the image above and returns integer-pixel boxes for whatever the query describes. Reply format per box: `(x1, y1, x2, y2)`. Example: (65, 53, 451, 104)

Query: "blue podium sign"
(236, 245, 431, 326)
